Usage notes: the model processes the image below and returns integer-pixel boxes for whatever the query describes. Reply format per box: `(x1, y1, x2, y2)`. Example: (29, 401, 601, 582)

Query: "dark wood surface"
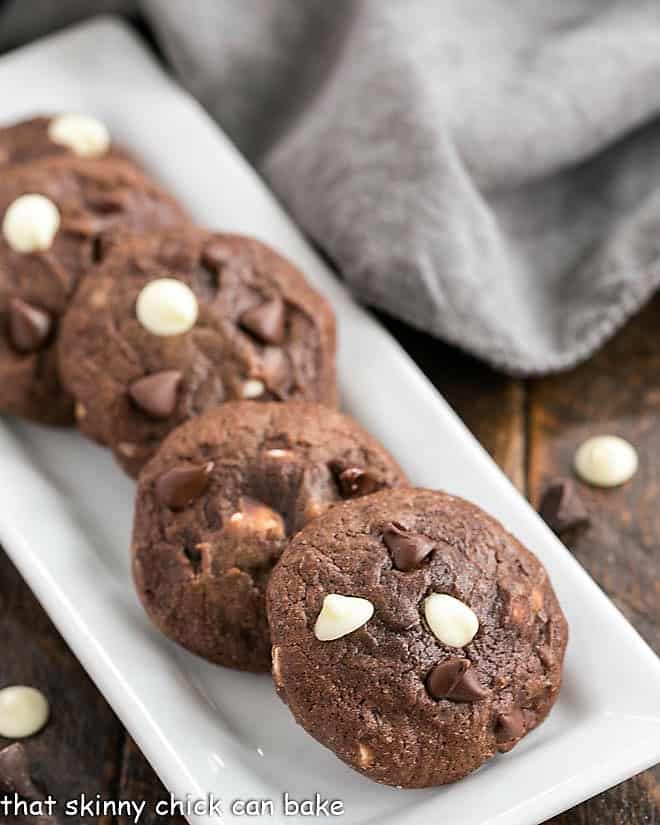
(1, 297, 659, 824)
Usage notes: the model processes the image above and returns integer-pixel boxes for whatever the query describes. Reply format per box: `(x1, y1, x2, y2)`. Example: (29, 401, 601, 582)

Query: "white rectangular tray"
(0, 17, 658, 825)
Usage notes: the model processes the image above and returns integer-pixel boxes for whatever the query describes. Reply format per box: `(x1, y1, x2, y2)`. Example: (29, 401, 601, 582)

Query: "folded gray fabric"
(3, 0, 660, 374)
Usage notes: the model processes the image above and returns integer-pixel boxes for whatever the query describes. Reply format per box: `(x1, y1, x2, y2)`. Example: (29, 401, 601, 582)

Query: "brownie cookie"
(131, 402, 407, 671)
(267, 488, 568, 787)
(0, 114, 122, 165)
(0, 155, 187, 424)
(58, 229, 338, 475)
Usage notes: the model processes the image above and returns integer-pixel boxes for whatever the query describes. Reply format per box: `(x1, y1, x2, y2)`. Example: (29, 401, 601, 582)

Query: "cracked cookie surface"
(0, 155, 187, 424)
(58, 228, 338, 474)
(266, 487, 568, 787)
(131, 402, 407, 671)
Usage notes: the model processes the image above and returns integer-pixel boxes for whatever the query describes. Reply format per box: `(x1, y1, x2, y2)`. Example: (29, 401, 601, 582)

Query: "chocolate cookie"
(0, 114, 123, 165)
(0, 155, 187, 425)
(131, 402, 407, 671)
(58, 229, 338, 475)
(267, 488, 568, 787)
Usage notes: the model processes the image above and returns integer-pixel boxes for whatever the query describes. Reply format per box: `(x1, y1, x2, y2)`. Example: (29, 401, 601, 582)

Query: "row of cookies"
(0, 115, 188, 424)
(129, 400, 568, 787)
(0, 114, 568, 788)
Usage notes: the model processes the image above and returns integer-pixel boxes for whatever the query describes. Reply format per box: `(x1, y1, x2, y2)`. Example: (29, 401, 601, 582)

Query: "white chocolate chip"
(48, 113, 110, 158)
(314, 593, 374, 641)
(2, 194, 60, 253)
(574, 435, 638, 487)
(0, 686, 49, 738)
(424, 593, 479, 648)
(266, 448, 292, 458)
(358, 743, 374, 768)
(135, 278, 198, 336)
(228, 501, 284, 535)
(271, 645, 282, 685)
(242, 378, 265, 399)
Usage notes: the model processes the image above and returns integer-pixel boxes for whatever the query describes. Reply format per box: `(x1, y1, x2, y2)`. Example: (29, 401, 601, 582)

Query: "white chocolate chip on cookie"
(2, 194, 60, 253)
(314, 593, 374, 641)
(242, 378, 266, 399)
(48, 113, 110, 158)
(424, 593, 479, 648)
(136, 278, 198, 336)
(227, 500, 284, 536)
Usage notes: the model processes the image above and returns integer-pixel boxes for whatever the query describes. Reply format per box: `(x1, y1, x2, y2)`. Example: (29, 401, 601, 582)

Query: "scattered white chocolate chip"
(2, 194, 60, 253)
(135, 278, 198, 336)
(574, 435, 638, 487)
(0, 686, 49, 739)
(48, 113, 111, 158)
(266, 448, 291, 458)
(242, 378, 265, 399)
(424, 593, 479, 648)
(314, 593, 374, 641)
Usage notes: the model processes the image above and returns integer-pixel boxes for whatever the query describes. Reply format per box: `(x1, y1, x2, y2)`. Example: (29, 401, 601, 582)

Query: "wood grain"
(0, 553, 123, 824)
(528, 296, 660, 823)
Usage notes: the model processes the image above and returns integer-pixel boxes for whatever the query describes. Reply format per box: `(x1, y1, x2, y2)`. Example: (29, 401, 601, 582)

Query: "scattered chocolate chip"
(7, 298, 52, 353)
(155, 462, 212, 510)
(128, 370, 182, 419)
(427, 657, 489, 702)
(240, 298, 285, 344)
(495, 708, 525, 742)
(539, 478, 589, 535)
(335, 466, 384, 498)
(0, 743, 41, 798)
(383, 522, 434, 571)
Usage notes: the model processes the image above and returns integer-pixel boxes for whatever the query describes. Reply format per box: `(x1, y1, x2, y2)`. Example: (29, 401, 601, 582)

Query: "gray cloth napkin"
(3, 0, 660, 375)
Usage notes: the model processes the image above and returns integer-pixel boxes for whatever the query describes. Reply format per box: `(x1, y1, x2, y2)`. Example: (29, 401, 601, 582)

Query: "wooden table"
(1, 296, 658, 824)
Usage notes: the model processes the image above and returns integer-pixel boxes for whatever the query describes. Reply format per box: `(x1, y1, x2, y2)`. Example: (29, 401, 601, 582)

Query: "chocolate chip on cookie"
(266, 487, 568, 787)
(131, 402, 407, 671)
(0, 156, 187, 424)
(59, 229, 338, 474)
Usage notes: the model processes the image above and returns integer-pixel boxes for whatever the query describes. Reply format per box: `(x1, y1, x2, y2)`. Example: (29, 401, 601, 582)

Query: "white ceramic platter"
(0, 17, 658, 825)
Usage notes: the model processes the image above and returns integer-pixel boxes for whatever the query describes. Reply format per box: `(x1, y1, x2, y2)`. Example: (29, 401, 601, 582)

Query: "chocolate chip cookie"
(58, 229, 338, 475)
(131, 402, 407, 671)
(0, 155, 187, 424)
(0, 114, 122, 165)
(267, 487, 568, 787)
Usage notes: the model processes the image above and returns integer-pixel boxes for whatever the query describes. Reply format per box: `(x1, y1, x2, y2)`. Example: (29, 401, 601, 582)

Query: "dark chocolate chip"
(240, 298, 285, 344)
(0, 743, 38, 797)
(128, 370, 182, 419)
(7, 298, 52, 353)
(155, 462, 212, 510)
(427, 657, 489, 702)
(335, 466, 384, 498)
(383, 522, 434, 571)
(495, 708, 525, 741)
(539, 478, 589, 534)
